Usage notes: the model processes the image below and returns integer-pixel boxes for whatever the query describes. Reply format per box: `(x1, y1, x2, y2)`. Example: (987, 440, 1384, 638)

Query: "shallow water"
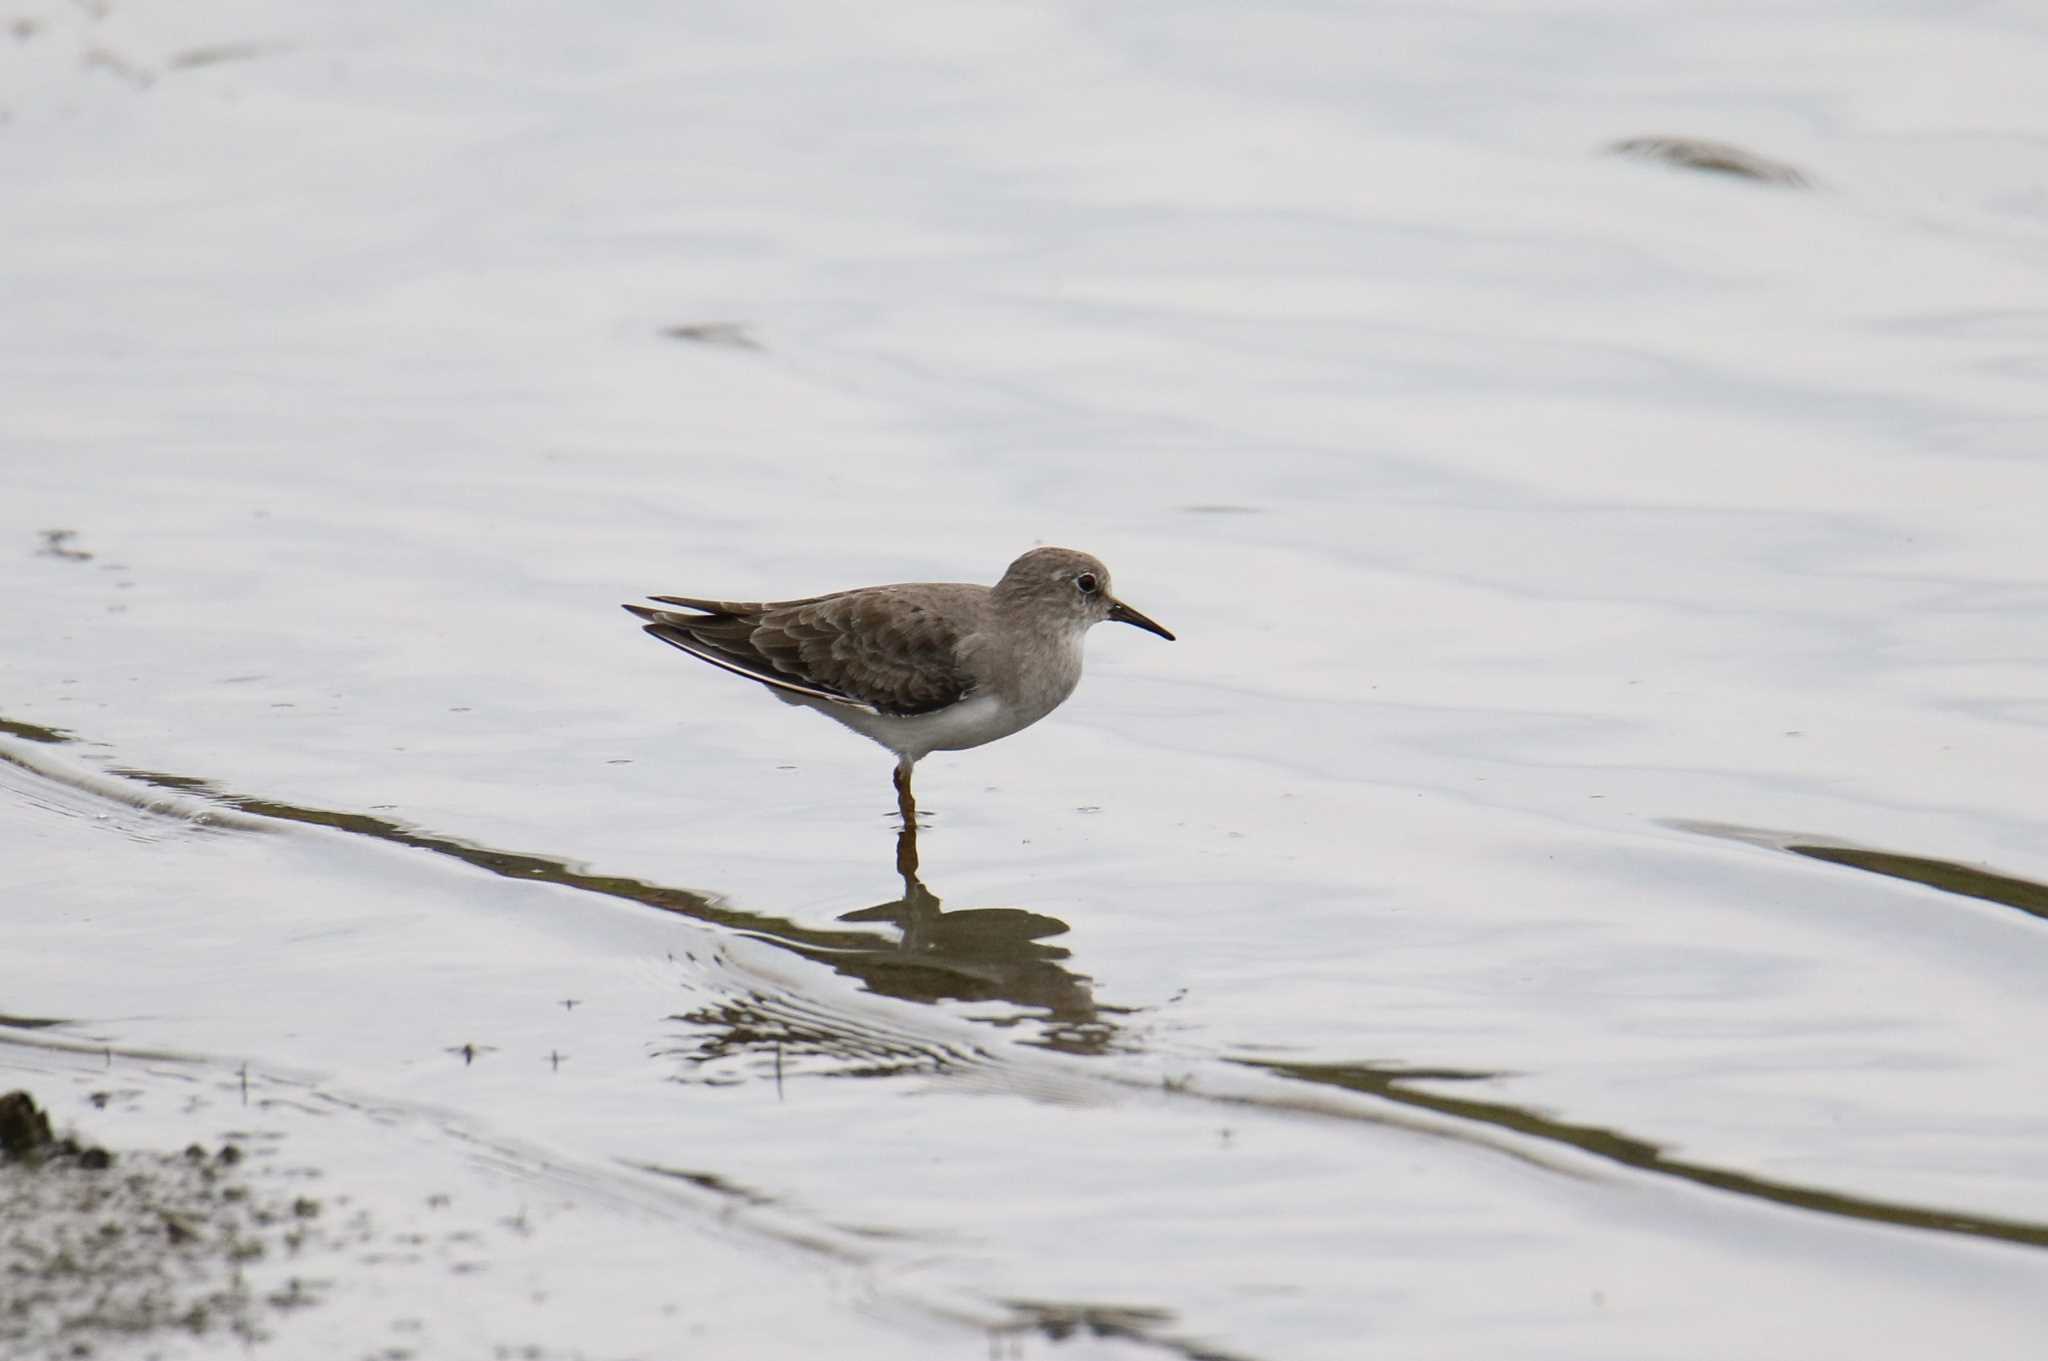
(6, 1, 2048, 1356)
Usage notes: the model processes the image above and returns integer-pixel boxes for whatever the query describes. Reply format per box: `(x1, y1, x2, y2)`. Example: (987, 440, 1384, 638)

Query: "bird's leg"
(892, 760, 917, 821)
(892, 760, 920, 877)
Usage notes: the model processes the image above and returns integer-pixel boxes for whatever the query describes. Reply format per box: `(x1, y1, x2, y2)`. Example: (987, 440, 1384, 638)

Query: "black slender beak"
(1107, 598, 1175, 641)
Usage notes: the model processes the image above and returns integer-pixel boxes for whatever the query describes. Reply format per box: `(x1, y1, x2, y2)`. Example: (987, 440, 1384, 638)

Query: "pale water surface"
(5, 2, 2048, 1357)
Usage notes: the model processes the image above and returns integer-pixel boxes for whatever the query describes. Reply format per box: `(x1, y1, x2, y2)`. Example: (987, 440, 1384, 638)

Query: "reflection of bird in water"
(667, 819, 1124, 1075)
(623, 547, 1172, 821)
(835, 816, 1108, 1034)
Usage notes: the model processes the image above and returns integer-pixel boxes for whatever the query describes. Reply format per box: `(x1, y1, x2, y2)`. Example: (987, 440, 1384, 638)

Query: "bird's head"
(994, 547, 1175, 641)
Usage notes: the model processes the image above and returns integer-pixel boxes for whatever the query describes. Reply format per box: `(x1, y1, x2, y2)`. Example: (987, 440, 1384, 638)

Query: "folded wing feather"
(625, 587, 975, 717)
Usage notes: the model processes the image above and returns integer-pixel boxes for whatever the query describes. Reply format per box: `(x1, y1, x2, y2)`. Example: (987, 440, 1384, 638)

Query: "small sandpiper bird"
(623, 547, 1174, 820)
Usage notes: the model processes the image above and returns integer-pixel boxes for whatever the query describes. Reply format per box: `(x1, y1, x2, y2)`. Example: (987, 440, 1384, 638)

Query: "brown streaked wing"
(750, 587, 975, 717)
(624, 604, 857, 707)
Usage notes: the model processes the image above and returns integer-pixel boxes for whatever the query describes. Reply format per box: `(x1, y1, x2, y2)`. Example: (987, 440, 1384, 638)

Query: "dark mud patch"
(1609, 136, 1810, 187)
(660, 321, 763, 350)
(1, 1089, 330, 1359)
(166, 42, 288, 71)
(36, 529, 93, 562)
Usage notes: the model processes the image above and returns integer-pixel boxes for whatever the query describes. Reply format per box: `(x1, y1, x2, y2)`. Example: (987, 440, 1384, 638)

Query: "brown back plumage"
(623, 586, 979, 717)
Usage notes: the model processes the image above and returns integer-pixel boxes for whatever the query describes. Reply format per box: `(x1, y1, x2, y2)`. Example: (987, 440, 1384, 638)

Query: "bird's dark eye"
(1075, 572, 1099, 595)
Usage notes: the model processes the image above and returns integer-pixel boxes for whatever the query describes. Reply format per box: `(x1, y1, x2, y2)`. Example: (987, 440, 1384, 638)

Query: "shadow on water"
(7, 719, 2048, 1257)
(1786, 844, 2048, 924)
(0, 717, 75, 744)
(1675, 818, 2048, 927)
(0, 718, 1128, 1064)
(1246, 1060, 2048, 1251)
(0, 1013, 66, 1032)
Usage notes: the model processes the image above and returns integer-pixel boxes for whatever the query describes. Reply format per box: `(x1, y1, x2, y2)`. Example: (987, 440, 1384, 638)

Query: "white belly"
(779, 690, 1030, 762)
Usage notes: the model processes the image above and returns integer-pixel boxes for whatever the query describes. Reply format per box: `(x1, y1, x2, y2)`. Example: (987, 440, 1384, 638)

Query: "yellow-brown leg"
(892, 761, 919, 875)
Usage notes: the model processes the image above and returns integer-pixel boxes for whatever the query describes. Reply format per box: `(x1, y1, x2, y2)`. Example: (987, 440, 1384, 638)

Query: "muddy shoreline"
(2, 1089, 327, 1359)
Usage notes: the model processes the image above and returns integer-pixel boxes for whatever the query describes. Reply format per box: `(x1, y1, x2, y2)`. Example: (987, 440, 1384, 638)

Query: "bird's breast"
(988, 629, 1086, 727)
